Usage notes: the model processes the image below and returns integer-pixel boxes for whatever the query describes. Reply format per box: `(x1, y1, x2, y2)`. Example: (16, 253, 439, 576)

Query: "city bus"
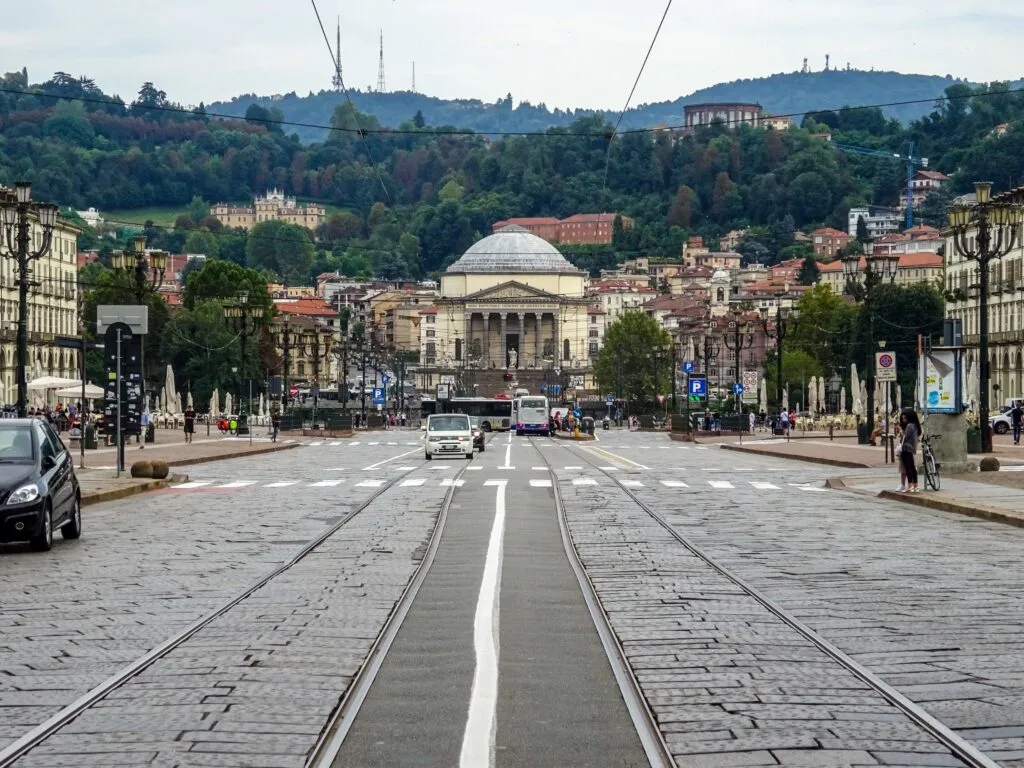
(420, 397, 513, 432)
(513, 395, 550, 436)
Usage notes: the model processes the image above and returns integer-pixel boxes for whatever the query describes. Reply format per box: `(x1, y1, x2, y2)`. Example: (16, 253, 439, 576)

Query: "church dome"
(446, 225, 582, 274)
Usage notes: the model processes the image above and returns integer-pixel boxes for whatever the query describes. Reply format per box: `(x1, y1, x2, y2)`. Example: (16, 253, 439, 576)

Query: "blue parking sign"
(689, 377, 706, 397)
(682, 360, 694, 374)
(372, 387, 385, 405)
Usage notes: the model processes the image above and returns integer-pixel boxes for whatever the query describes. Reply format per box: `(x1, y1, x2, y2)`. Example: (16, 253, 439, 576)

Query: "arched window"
(716, 288, 725, 302)
(563, 339, 571, 361)
(455, 338, 463, 361)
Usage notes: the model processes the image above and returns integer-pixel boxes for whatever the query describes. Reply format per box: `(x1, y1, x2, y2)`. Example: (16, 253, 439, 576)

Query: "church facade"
(419, 226, 592, 399)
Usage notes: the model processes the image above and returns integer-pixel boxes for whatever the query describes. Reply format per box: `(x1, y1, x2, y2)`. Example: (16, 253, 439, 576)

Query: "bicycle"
(921, 432, 941, 491)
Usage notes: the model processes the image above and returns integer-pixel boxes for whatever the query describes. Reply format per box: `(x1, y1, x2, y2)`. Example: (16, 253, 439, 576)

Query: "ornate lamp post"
(303, 322, 332, 425)
(723, 307, 755, 416)
(0, 183, 59, 417)
(948, 182, 1024, 453)
(842, 240, 900, 435)
(222, 290, 264, 434)
(279, 313, 294, 413)
(758, 304, 795, 413)
(112, 235, 168, 401)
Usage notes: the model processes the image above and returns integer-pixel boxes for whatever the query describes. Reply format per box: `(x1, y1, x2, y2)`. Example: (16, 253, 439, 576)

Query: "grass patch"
(106, 206, 186, 227)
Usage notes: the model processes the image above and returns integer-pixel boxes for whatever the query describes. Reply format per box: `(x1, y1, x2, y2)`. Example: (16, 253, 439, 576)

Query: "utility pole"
(723, 308, 755, 418)
(280, 315, 292, 413)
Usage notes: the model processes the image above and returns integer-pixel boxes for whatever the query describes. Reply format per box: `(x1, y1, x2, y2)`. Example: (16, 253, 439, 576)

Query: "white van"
(513, 388, 530, 399)
(424, 413, 475, 460)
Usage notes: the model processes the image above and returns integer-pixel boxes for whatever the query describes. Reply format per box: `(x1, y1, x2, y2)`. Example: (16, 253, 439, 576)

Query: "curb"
(719, 443, 873, 469)
(167, 441, 302, 468)
(81, 473, 189, 507)
(876, 489, 1024, 528)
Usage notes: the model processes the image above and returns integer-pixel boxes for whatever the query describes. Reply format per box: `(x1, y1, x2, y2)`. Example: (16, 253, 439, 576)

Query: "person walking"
(183, 405, 196, 444)
(898, 408, 921, 493)
(1011, 400, 1024, 445)
(893, 420, 907, 491)
(270, 405, 281, 443)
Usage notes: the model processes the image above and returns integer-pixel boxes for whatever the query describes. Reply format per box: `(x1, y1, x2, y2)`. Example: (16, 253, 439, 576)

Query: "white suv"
(425, 414, 474, 460)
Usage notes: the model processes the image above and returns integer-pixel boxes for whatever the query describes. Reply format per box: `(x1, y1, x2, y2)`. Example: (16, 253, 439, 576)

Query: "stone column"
(516, 313, 525, 368)
(535, 314, 542, 362)
(553, 313, 561, 366)
(482, 313, 490, 367)
(500, 313, 508, 368)
(465, 311, 473, 366)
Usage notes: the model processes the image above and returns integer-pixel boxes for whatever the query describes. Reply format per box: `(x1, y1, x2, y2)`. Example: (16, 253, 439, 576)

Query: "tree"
(665, 185, 698, 227)
(181, 259, 273, 311)
(788, 283, 857, 376)
(855, 215, 869, 243)
(187, 196, 210, 227)
(797, 256, 820, 285)
(593, 313, 673, 406)
(244, 220, 315, 284)
(413, 110, 426, 129)
(183, 230, 220, 259)
(763, 348, 823, 413)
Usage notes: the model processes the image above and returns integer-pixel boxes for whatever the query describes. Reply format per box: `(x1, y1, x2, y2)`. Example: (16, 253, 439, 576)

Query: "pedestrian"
(893, 420, 907, 491)
(139, 410, 150, 449)
(183, 404, 196, 444)
(1011, 400, 1024, 445)
(270, 406, 280, 443)
(898, 408, 921, 493)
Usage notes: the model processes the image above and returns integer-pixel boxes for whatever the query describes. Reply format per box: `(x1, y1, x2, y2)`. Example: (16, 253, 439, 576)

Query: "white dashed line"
(401, 478, 426, 487)
(661, 480, 689, 488)
(356, 480, 385, 487)
(572, 478, 598, 486)
(264, 481, 298, 488)
(530, 479, 552, 488)
(751, 481, 780, 490)
(216, 481, 257, 489)
(175, 481, 212, 489)
(599, 466, 619, 472)
(620, 480, 643, 488)
(440, 478, 466, 487)
(708, 480, 734, 489)
(311, 480, 344, 487)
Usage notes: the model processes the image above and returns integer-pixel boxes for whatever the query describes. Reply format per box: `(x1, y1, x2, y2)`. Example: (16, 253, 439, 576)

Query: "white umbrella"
(817, 376, 826, 415)
(225, 392, 233, 415)
(840, 385, 847, 414)
(159, 386, 166, 413)
(210, 388, 220, 416)
(164, 365, 178, 411)
(186, 391, 194, 409)
(258, 394, 265, 418)
(808, 376, 818, 414)
(781, 386, 789, 412)
(759, 377, 767, 414)
(27, 376, 80, 390)
(174, 393, 182, 415)
(860, 380, 868, 416)
(850, 364, 861, 416)
(55, 383, 104, 399)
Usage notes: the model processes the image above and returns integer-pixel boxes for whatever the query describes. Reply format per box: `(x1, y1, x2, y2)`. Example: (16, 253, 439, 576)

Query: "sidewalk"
(830, 473, 1024, 528)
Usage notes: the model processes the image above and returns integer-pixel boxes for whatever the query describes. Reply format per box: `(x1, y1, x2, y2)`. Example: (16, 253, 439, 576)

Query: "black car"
(468, 417, 486, 452)
(0, 419, 81, 552)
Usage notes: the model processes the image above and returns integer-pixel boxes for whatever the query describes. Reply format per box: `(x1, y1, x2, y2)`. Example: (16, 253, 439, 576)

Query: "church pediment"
(464, 281, 561, 302)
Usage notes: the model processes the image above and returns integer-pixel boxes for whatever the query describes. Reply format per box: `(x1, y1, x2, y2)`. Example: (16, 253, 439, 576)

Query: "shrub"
(130, 461, 153, 478)
(980, 456, 1000, 472)
(150, 460, 169, 479)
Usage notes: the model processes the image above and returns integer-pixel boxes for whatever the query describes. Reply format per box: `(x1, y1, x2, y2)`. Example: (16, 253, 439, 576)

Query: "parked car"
(992, 411, 1015, 434)
(468, 416, 486, 452)
(0, 419, 81, 552)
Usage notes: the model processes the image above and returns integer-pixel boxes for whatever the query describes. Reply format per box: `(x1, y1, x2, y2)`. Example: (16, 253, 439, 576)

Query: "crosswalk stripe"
(708, 480, 734, 489)
(349, 441, 361, 446)
(620, 480, 644, 487)
(440, 478, 465, 487)
(530, 478, 552, 488)
(432, 465, 452, 470)
(311, 480, 344, 487)
(791, 483, 826, 492)
(751, 481, 780, 490)
(175, 481, 212, 489)
(401, 478, 426, 487)
(661, 480, 689, 488)
(328, 442, 342, 446)
(563, 465, 583, 470)
(356, 480, 385, 487)
(532, 467, 547, 471)
(368, 442, 380, 445)
(599, 466, 619, 471)
(573, 478, 597, 486)
(216, 481, 256, 488)
(264, 481, 298, 488)
(466, 466, 483, 471)
(392, 466, 417, 471)
(308, 441, 324, 447)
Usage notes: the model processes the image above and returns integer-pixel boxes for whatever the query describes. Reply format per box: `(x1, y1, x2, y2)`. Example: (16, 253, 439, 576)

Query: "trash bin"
(84, 423, 98, 450)
(582, 416, 595, 435)
(145, 424, 155, 443)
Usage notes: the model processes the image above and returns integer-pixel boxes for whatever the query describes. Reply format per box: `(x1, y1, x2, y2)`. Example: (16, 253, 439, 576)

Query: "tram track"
(551, 437, 1002, 768)
(0, 453, 470, 768)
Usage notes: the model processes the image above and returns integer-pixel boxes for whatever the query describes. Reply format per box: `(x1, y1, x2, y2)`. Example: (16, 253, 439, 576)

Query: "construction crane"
(829, 141, 929, 228)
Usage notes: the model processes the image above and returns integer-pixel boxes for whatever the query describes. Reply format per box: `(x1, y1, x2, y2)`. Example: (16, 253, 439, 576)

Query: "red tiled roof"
(420, 306, 437, 315)
(819, 252, 942, 271)
(273, 298, 336, 317)
(561, 213, 620, 224)
(917, 170, 949, 181)
(587, 305, 606, 314)
(810, 227, 851, 238)
(495, 217, 560, 226)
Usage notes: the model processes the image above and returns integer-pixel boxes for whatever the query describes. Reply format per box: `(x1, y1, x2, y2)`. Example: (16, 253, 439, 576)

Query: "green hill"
(209, 70, 985, 143)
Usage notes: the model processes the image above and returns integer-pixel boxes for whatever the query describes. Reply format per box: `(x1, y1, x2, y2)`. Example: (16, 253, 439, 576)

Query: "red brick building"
(810, 227, 854, 258)
(492, 213, 633, 245)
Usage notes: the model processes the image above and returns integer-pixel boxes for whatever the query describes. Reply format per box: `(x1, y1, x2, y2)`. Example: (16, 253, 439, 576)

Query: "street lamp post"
(111, 235, 168, 405)
(723, 308, 755, 417)
(303, 323, 332, 427)
(948, 181, 1024, 453)
(0, 183, 59, 417)
(280, 314, 293, 413)
(758, 304, 794, 413)
(842, 240, 900, 436)
(222, 290, 264, 435)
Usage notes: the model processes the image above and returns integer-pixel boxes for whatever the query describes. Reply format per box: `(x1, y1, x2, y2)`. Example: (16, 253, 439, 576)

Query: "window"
(426, 329, 435, 338)
(590, 315, 597, 324)
(563, 339, 571, 360)
(589, 343, 599, 355)
(589, 329, 599, 338)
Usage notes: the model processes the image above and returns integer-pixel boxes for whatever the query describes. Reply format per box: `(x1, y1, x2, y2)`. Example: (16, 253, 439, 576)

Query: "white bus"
(513, 395, 550, 436)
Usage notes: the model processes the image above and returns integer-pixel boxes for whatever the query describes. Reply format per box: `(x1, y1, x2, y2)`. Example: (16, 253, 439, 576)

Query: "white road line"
(175, 481, 212, 489)
(620, 480, 643, 488)
(264, 481, 298, 488)
(355, 480, 385, 488)
(368, 441, 380, 446)
(401, 478, 426, 487)
(790, 483, 826, 492)
(583, 445, 650, 471)
(563, 465, 583, 470)
(308, 441, 324, 447)
(661, 480, 689, 488)
(363, 447, 422, 471)
(708, 480, 734, 489)
(502, 442, 512, 469)
(466, 466, 483, 471)
(441, 478, 466, 487)
(392, 466, 417, 471)
(328, 442, 342, 446)
(325, 467, 347, 472)
(387, 441, 398, 445)
(599, 466, 619, 472)
(311, 480, 344, 487)
(529, 478, 552, 488)
(532, 467, 547, 471)
(751, 481, 780, 490)
(432, 465, 452, 470)
(460, 479, 507, 768)
(349, 441, 361, 446)
(215, 481, 256, 489)
(572, 478, 598, 486)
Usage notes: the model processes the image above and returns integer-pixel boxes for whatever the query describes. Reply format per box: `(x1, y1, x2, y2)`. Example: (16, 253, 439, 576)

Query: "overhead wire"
(603, 0, 673, 189)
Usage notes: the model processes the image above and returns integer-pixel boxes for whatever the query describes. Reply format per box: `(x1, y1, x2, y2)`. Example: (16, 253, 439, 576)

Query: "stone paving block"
(772, 748, 879, 765)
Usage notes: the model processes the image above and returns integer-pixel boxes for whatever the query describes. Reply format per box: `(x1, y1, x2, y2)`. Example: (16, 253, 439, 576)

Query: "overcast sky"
(4, 1, 1023, 110)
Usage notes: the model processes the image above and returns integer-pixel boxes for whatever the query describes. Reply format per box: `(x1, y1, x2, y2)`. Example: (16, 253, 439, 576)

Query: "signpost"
(876, 351, 897, 382)
(741, 370, 759, 405)
(102, 322, 143, 476)
(682, 361, 694, 374)
(372, 387, 385, 406)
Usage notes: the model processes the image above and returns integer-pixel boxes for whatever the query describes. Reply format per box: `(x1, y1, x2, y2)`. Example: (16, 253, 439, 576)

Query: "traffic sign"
(372, 387, 385, 405)
(876, 351, 897, 382)
(742, 370, 759, 404)
(682, 360, 694, 374)
(688, 376, 707, 398)
(289, 385, 299, 397)
(733, 382, 744, 396)
(605, 394, 614, 404)
(381, 374, 390, 385)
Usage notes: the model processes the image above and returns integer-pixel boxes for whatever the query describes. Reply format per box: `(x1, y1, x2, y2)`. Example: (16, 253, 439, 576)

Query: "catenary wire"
(603, 0, 673, 189)
(0, 82, 1021, 139)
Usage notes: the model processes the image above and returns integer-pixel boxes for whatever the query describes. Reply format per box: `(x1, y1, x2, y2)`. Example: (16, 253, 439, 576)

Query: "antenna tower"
(412, 61, 416, 92)
(331, 17, 343, 91)
(376, 30, 386, 92)
(801, 58, 808, 74)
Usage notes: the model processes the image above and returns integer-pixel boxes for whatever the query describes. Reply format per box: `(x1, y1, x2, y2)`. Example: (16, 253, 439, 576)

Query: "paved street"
(4, 429, 1024, 765)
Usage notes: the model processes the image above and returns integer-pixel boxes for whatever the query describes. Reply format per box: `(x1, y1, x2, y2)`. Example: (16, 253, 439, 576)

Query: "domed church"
(426, 225, 591, 396)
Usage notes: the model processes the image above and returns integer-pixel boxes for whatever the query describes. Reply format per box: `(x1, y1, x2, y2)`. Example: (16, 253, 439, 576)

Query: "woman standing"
(898, 408, 921, 493)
